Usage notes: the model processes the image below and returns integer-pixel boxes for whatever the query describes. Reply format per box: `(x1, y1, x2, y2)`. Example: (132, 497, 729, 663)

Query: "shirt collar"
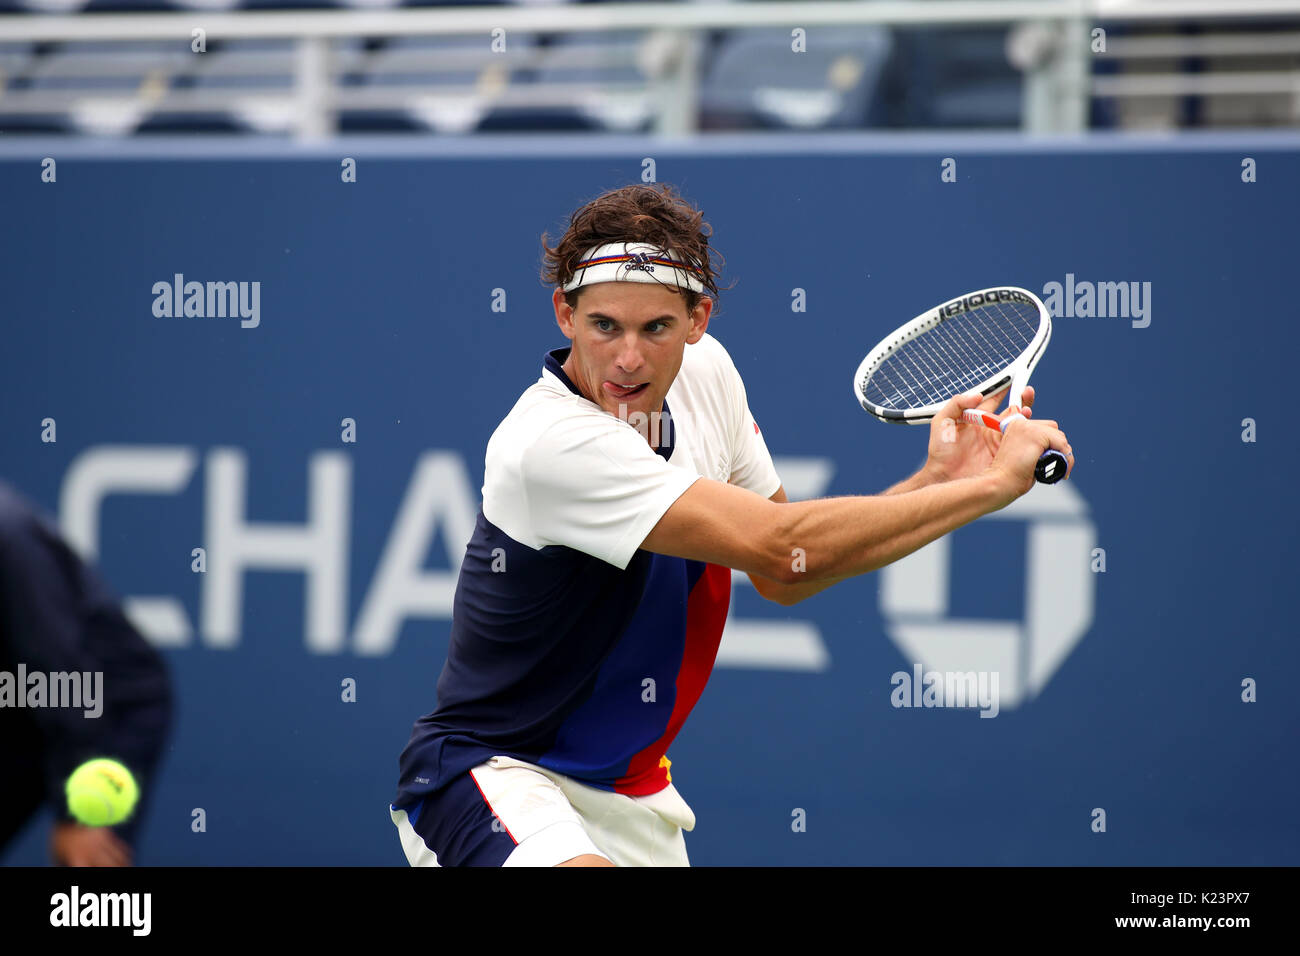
(542, 346, 675, 461)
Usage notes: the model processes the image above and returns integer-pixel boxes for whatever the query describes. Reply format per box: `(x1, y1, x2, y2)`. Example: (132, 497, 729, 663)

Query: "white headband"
(562, 242, 706, 293)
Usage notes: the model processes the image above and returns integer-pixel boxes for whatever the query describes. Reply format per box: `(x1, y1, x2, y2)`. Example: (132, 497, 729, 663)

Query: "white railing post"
(296, 34, 331, 140)
(1020, 20, 1057, 132)
(1058, 13, 1090, 131)
(1019, 13, 1091, 133)
(651, 28, 701, 137)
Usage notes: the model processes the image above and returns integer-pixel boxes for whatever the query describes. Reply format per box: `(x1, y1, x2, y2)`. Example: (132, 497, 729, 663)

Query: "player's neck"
(560, 353, 597, 407)
(561, 353, 665, 449)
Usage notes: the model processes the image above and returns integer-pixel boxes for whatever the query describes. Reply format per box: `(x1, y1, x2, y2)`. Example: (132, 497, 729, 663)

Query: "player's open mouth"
(604, 382, 648, 398)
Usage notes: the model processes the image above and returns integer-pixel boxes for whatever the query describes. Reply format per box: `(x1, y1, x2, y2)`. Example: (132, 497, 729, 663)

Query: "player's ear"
(684, 294, 711, 345)
(554, 288, 577, 340)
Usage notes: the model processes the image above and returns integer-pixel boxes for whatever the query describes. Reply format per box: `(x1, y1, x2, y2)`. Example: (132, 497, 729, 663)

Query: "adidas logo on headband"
(562, 242, 706, 293)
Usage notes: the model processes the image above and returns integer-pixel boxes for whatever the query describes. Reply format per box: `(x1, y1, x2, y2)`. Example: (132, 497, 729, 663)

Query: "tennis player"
(389, 183, 1072, 867)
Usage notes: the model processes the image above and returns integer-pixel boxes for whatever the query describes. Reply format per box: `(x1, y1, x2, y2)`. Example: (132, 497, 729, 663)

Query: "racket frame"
(853, 286, 1052, 424)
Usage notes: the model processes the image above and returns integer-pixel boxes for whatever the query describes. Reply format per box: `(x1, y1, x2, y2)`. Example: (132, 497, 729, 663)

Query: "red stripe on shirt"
(613, 562, 732, 795)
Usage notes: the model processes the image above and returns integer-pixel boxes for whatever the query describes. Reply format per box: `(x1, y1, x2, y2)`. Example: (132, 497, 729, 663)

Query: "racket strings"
(876, 309, 1001, 401)
(865, 300, 1038, 410)
(970, 304, 1034, 365)
(874, 312, 1019, 406)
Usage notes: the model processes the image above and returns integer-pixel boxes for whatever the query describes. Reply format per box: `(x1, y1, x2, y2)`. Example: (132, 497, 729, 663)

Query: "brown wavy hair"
(540, 183, 729, 316)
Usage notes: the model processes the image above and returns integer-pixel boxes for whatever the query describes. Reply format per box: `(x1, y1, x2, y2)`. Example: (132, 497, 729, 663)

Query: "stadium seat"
(24, 40, 189, 93)
(175, 38, 296, 132)
(700, 26, 893, 130)
(5, 40, 190, 134)
(186, 38, 296, 90)
(354, 32, 541, 133)
(889, 27, 1022, 128)
(498, 30, 653, 132)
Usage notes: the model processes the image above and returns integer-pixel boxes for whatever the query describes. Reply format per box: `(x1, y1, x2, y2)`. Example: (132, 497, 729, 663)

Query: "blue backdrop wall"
(1, 132, 1296, 866)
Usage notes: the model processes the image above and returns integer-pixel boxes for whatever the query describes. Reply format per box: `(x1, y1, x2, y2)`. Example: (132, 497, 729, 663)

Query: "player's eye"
(595, 319, 615, 332)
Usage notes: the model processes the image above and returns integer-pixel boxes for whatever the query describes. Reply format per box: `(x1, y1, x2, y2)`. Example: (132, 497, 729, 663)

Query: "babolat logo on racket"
(937, 288, 1031, 319)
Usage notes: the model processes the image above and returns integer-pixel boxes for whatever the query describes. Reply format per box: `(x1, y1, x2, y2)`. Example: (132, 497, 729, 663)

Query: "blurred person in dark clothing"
(0, 481, 173, 866)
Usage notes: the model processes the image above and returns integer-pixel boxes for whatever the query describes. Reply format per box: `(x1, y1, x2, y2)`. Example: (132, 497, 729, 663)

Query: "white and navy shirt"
(394, 332, 781, 805)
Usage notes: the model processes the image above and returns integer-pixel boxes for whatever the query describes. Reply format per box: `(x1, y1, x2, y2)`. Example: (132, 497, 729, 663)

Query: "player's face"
(554, 282, 711, 424)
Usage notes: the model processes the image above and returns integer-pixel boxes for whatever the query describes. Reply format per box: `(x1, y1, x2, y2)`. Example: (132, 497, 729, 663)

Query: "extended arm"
(642, 469, 1006, 604)
(745, 486, 850, 606)
(640, 406, 1071, 605)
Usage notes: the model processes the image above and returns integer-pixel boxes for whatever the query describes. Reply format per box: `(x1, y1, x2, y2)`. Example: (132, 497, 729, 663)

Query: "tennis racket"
(852, 286, 1068, 484)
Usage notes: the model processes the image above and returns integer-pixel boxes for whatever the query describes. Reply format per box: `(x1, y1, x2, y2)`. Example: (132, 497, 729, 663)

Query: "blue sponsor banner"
(1, 133, 1296, 865)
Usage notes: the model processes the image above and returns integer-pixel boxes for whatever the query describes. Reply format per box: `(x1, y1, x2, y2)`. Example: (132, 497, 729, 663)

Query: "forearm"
(772, 463, 940, 599)
(882, 463, 937, 496)
(779, 472, 1005, 582)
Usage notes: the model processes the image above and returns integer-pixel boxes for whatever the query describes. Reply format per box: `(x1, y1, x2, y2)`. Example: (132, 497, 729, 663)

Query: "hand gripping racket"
(852, 286, 1068, 484)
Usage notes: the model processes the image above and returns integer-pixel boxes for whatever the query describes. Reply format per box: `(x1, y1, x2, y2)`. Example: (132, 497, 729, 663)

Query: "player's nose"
(615, 336, 645, 374)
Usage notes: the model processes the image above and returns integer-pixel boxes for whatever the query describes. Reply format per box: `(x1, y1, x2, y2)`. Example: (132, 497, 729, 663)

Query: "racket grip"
(962, 409, 1003, 430)
(1034, 450, 1068, 484)
(961, 409, 1068, 484)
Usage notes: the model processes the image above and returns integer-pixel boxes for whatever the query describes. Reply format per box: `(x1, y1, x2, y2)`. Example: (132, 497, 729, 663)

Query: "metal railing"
(0, 0, 1297, 137)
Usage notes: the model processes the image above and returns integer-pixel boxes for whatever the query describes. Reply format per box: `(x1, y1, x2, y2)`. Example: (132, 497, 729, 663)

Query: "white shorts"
(391, 755, 695, 867)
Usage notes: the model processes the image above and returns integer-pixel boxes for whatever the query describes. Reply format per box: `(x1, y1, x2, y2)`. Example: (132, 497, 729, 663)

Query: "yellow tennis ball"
(65, 759, 139, 827)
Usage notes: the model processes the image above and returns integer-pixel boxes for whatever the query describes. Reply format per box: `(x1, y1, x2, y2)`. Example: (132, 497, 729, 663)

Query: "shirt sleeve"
(726, 364, 783, 499)
(521, 413, 701, 570)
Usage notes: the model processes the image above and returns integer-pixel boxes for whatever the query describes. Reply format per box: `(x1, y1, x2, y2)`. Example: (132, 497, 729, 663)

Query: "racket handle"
(961, 408, 1068, 485)
(1034, 450, 1068, 484)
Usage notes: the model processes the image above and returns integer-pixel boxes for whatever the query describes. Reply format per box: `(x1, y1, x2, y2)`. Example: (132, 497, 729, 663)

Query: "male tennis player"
(390, 183, 1072, 867)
